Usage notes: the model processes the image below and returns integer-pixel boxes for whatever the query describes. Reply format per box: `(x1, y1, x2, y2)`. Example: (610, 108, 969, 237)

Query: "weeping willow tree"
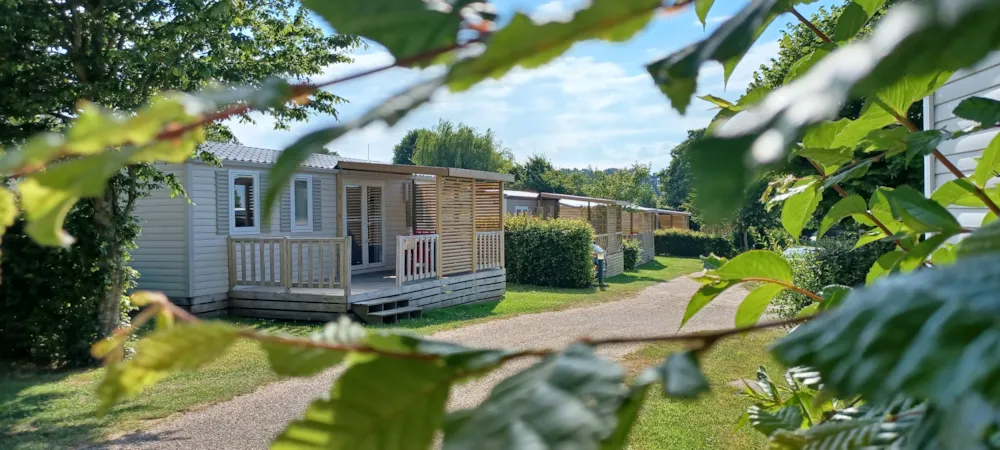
(411, 119, 515, 173)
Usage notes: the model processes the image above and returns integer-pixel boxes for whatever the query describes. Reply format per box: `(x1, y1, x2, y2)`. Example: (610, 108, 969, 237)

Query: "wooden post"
(227, 238, 236, 289)
(342, 236, 352, 298)
(396, 235, 404, 286)
(499, 181, 505, 269)
(471, 179, 477, 273)
(282, 238, 290, 291)
(436, 176, 443, 278)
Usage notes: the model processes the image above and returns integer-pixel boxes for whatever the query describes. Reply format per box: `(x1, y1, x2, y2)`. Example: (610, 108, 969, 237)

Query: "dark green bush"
(623, 237, 642, 272)
(504, 214, 596, 288)
(771, 234, 896, 319)
(654, 228, 735, 258)
(0, 201, 135, 367)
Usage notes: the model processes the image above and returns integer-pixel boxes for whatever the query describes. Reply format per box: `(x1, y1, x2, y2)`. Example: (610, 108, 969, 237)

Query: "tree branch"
(740, 277, 825, 302)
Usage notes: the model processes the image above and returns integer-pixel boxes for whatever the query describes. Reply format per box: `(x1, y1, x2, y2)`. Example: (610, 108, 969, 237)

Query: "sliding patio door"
(344, 183, 384, 268)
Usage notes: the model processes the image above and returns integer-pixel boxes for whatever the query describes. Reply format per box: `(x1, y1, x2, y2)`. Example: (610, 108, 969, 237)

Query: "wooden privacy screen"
(439, 176, 474, 275)
(474, 180, 502, 231)
(413, 181, 437, 234)
(589, 205, 608, 234)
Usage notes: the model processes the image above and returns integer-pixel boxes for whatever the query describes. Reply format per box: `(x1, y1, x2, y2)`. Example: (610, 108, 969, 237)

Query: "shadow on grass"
(0, 364, 106, 448)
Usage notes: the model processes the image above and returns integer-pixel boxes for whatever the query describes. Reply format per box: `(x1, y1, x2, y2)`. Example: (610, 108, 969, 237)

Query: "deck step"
(351, 297, 411, 315)
(355, 306, 422, 324)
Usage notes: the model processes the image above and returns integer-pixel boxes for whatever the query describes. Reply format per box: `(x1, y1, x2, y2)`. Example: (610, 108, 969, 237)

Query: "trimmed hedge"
(654, 228, 735, 258)
(623, 237, 642, 272)
(505, 214, 596, 288)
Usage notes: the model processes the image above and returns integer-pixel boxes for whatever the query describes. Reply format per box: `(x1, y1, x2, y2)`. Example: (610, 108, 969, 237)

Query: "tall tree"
(0, 0, 359, 336)
(411, 119, 515, 173)
(583, 163, 658, 207)
(509, 154, 567, 193)
(658, 129, 704, 209)
(391, 129, 425, 165)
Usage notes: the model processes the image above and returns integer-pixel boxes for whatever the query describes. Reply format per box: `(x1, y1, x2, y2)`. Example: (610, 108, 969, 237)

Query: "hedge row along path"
(96, 276, 749, 450)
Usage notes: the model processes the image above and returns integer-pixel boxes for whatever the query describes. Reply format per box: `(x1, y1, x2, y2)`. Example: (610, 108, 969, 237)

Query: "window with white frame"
(290, 174, 314, 232)
(230, 170, 260, 234)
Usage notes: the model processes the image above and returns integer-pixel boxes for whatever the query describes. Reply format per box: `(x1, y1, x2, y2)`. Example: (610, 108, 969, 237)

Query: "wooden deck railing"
(228, 236, 351, 295)
(476, 231, 503, 270)
(594, 232, 624, 254)
(396, 234, 438, 286)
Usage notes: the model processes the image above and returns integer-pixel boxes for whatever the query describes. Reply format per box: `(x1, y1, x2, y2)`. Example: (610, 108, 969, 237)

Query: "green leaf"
(953, 96, 1000, 126)
(783, 44, 835, 84)
(646, 0, 786, 114)
(830, 102, 897, 150)
(601, 369, 658, 450)
(448, 0, 658, 92)
(443, 344, 626, 450)
(688, 133, 763, 223)
(716, 250, 793, 283)
(957, 221, 1000, 258)
(904, 129, 948, 163)
(855, 229, 888, 249)
(897, 232, 957, 272)
(272, 357, 452, 450)
(17, 151, 132, 246)
(931, 243, 958, 265)
(796, 147, 854, 175)
(817, 285, 851, 312)
(700, 253, 728, 270)
(973, 133, 1000, 188)
(683, 279, 739, 327)
(265, 76, 443, 214)
(931, 178, 982, 208)
(735, 284, 786, 328)
(781, 180, 822, 240)
(699, 94, 739, 112)
(819, 195, 869, 237)
(749, 405, 803, 436)
(0, 188, 15, 237)
(773, 254, 1000, 412)
(659, 351, 710, 399)
(833, 0, 886, 42)
(884, 186, 963, 233)
(261, 316, 365, 377)
(823, 161, 871, 191)
(985, 211, 998, 226)
(302, 0, 473, 67)
(98, 322, 240, 412)
(694, 0, 716, 28)
(875, 70, 953, 120)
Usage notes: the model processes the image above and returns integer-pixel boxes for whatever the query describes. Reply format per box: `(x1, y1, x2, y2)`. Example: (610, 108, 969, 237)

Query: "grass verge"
(621, 329, 786, 450)
(0, 320, 314, 450)
(0, 256, 700, 449)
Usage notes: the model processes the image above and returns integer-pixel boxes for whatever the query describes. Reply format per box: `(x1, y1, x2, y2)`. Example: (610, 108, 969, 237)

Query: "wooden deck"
(228, 268, 506, 322)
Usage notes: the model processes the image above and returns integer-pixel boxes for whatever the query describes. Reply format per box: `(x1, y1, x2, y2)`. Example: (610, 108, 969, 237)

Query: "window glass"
(294, 179, 309, 226)
(233, 176, 255, 228)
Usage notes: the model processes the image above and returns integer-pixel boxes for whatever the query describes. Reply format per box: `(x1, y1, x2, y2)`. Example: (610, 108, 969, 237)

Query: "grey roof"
(199, 141, 377, 170)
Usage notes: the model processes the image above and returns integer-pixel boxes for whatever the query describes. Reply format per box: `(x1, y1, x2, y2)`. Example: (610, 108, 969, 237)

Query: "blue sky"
(228, 0, 839, 171)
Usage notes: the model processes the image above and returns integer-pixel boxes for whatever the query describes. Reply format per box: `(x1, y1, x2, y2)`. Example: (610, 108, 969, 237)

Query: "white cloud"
(530, 0, 591, 23)
(692, 14, 733, 27)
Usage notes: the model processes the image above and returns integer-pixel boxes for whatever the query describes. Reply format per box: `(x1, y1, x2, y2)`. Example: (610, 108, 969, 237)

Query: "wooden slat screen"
(367, 186, 383, 264)
(589, 205, 608, 235)
(439, 176, 474, 275)
(413, 181, 437, 234)
(474, 180, 502, 231)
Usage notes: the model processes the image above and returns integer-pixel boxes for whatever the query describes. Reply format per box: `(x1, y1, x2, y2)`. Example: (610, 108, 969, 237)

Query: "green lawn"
(622, 329, 787, 450)
(0, 256, 701, 449)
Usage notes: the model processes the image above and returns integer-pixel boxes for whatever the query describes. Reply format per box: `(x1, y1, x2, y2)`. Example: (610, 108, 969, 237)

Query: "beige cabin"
(132, 142, 511, 323)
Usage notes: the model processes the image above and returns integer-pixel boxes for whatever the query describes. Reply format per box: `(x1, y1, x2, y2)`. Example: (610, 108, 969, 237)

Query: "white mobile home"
(132, 142, 512, 323)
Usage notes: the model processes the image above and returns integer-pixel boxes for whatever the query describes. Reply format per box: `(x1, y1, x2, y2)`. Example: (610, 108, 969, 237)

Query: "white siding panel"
(132, 164, 188, 298)
(190, 164, 339, 297)
(925, 54, 1000, 232)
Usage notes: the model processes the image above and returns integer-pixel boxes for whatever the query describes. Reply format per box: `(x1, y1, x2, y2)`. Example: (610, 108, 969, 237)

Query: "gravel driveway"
(95, 275, 747, 449)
